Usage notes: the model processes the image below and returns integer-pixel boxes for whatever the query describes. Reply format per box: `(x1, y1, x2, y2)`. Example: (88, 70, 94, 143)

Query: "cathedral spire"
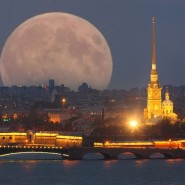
(144, 16, 163, 121)
(152, 16, 156, 66)
(150, 16, 158, 84)
(165, 87, 169, 101)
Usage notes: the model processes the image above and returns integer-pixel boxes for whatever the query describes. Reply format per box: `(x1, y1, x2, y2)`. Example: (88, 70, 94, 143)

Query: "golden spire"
(150, 16, 158, 84)
(152, 16, 156, 66)
(165, 87, 169, 101)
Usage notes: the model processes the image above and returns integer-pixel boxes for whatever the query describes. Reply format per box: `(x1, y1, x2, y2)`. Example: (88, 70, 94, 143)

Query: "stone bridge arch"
(118, 152, 136, 159)
(150, 152, 165, 159)
(117, 150, 150, 159)
(149, 152, 174, 159)
(0, 151, 62, 160)
(83, 152, 105, 160)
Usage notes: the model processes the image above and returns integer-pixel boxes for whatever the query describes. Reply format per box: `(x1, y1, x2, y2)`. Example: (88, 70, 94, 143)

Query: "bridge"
(62, 147, 185, 160)
(0, 145, 65, 157)
(1, 145, 185, 160)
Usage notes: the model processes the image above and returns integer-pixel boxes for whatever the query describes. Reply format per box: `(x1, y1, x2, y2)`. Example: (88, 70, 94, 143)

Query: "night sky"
(0, 0, 185, 90)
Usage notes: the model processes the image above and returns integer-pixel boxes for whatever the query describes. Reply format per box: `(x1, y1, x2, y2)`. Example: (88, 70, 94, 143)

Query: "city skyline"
(0, 1, 185, 90)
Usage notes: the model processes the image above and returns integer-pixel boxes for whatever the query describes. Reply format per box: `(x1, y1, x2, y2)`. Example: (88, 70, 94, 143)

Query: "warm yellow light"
(13, 113, 18, 119)
(62, 98, 66, 103)
(56, 135, 82, 140)
(130, 120, 138, 128)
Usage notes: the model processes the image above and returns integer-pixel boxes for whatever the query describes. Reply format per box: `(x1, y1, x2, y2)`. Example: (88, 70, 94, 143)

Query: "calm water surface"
(0, 155, 184, 185)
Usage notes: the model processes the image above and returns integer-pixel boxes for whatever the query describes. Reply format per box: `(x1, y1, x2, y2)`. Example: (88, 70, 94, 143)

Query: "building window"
(2, 137, 5, 140)
(9, 137, 12, 140)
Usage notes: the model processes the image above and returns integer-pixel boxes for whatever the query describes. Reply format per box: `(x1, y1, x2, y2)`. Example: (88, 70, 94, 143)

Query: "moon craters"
(0, 12, 112, 90)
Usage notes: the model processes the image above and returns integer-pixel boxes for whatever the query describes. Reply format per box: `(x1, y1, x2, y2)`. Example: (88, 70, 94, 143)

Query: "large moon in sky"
(0, 12, 112, 90)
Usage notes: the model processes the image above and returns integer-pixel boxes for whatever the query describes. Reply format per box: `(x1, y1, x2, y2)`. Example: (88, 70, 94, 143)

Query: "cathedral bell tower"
(144, 17, 163, 120)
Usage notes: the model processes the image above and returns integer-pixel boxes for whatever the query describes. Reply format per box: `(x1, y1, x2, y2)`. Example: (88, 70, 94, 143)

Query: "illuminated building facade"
(0, 132, 82, 147)
(162, 88, 178, 121)
(162, 88, 173, 116)
(144, 17, 177, 123)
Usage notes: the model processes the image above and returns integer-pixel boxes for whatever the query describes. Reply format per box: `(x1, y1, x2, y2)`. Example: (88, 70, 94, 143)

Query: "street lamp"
(61, 98, 66, 109)
(130, 120, 138, 128)
(129, 120, 138, 134)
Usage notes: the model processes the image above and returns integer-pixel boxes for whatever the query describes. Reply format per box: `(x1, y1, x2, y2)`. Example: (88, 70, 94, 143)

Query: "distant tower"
(144, 17, 163, 120)
(78, 82, 89, 94)
(162, 87, 177, 121)
(49, 79, 55, 96)
(162, 87, 173, 116)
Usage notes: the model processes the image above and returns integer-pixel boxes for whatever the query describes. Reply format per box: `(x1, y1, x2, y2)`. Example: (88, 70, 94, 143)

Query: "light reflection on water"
(165, 158, 183, 164)
(103, 160, 118, 169)
(0, 157, 185, 185)
(63, 160, 79, 168)
(20, 160, 38, 172)
(135, 159, 148, 167)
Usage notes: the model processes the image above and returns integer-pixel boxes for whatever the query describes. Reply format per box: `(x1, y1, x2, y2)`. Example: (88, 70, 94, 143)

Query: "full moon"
(0, 12, 112, 90)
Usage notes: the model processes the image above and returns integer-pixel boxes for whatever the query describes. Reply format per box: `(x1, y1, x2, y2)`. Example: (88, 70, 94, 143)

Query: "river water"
(0, 154, 184, 185)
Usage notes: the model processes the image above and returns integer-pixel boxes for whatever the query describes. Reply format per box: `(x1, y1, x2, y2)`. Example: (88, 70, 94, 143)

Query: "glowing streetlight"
(130, 120, 138, 128)
(129, 120, 138, 135)
(61, 98, 66, 110)
(62, 98, 66, 104)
